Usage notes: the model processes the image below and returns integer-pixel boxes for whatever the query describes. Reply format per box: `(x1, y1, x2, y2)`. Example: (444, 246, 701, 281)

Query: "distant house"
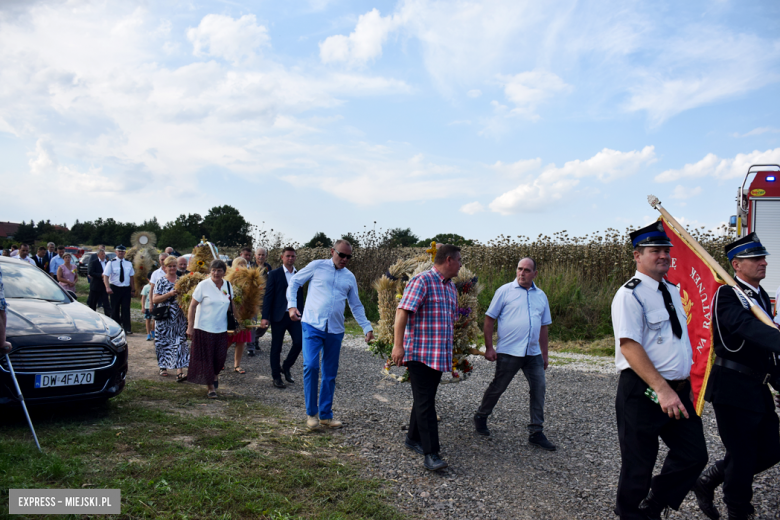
(0, 222, 20, 240)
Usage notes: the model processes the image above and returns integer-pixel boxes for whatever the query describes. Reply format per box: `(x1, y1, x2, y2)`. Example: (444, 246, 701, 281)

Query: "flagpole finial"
(648, 195, 661, 209)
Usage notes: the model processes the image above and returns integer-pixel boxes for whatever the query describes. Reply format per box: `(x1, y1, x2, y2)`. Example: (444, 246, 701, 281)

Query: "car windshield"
(1, 261, 71, 302)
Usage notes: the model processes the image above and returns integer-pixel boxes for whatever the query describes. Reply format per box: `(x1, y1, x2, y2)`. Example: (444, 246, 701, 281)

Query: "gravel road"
(127, 332, 780, 519)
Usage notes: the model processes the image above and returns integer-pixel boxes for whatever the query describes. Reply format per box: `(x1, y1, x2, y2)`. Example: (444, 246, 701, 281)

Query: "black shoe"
(423, 453, 448, 471)
(638, 490, 668, 520)
(529, 432, 556, 451)
(247, 349, 255, 357)
(694, 465, 724, 520)
(726, 508, 755, 520)
(273, 378, 286, 389)
(125, 330, 134, 335)
(283, 367, 295, 383)
(473, 413, 490, 436)
(404, 436, 424, 455)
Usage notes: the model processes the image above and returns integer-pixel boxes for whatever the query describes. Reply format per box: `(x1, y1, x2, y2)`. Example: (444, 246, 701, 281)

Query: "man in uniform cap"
(102, 245, 136, 334)
(693, 233, 780, 520)
(611, 221, 708, 519)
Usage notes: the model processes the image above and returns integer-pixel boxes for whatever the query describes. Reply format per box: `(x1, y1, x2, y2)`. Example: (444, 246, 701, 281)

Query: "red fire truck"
(729, 164, 780, 313)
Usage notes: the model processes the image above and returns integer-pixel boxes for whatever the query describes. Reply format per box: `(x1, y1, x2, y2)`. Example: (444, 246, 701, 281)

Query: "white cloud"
(670, 185, 702, 199)
(467, 89, 482, 98)
(733, 127, 780, 138)
(655, 148, 780, 182)
(28, 139, 55, 175)
(319, 9, 399, 67)
(0, 4, 418, 220)
(187, 14, 269, 64)
(488, 146, 656, 214)
(281, 151, 469, 205)
(624, 28, 780, 125)
(491, 158, 542, 177)
(497, 70, 572, 120)
(460, 201, 485, 215)
(27, 139, 121, 195)
(319, 1, 780, 124)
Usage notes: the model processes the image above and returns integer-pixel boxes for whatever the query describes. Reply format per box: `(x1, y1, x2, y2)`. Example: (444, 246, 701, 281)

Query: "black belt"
(714, 357, 772, 384)
(664, 378, 689, 391)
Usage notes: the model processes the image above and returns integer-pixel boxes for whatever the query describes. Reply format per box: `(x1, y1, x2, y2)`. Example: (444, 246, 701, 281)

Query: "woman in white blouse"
(186, 259, 239, 398)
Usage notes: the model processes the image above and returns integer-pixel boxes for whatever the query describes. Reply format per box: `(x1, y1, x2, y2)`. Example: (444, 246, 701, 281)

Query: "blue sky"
(1, 0, 779, 245)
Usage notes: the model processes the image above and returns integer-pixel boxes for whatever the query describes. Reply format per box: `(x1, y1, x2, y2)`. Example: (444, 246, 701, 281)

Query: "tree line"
(304, 229, 474, 248)
(5, 210, 475, 253)
(6, 205, 253, 251)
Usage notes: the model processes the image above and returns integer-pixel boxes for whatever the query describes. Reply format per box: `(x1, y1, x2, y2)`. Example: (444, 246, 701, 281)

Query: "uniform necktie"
(659, 282, 682, 339)
(119, 261, 125, 283)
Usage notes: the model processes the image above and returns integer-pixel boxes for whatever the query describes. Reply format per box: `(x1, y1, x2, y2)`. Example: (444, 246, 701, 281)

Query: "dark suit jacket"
(32, 255, 47, 272)
(706, 279, 780, 412)
(88, 256, 108, 289)
(262, 266, 304, 323)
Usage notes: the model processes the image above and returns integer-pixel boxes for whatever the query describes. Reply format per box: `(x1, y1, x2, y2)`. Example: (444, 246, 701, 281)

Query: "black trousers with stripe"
(615, 369, 708, 519)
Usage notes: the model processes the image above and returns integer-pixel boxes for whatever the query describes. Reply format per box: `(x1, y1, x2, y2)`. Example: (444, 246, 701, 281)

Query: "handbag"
(226, 281, 237, 331)
(152, 303, 171, 320)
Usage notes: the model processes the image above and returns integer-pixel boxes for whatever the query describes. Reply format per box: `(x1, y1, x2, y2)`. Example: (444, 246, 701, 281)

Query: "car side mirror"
(67, 290, 77, 301)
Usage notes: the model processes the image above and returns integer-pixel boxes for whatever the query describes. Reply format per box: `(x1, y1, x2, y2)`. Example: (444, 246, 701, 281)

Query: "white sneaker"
(319, 418, 343, 428)
(306, 415, 319, 429)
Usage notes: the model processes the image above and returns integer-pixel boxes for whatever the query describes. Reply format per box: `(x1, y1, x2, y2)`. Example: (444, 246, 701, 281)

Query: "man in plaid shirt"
(392, 245, 461, 471)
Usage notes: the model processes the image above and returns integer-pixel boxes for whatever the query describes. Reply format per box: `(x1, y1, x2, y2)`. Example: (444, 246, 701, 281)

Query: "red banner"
(662, 219, 724, 415)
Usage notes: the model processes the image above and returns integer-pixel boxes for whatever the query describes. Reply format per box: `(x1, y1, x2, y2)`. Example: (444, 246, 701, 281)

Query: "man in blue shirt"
(48, 245, 65, 279)
(288, 240, 374, 430)
(473, 257, 556, 451)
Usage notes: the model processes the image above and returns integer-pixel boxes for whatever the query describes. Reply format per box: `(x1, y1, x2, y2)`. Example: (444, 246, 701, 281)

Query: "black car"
(0, 257, 128, 406)
(78, 251, 116, 276)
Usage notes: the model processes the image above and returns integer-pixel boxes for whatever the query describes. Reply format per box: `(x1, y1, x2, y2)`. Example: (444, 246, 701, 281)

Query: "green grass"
(343, 319, 367, 337)
(0, 381, 404, 520)
(549, 337, 615, 357)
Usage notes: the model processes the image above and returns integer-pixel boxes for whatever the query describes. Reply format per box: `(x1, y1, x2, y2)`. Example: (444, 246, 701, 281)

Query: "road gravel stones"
(131, 332, 780, 519)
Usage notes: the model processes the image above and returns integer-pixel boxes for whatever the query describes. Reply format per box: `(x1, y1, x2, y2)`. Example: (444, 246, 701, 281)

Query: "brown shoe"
(306, 415, 319, 430)
(319, 418, 343, 428)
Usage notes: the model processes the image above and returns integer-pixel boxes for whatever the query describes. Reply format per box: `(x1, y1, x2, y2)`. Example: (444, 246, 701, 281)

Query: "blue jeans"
(477, 353, 546, 434)
(301, 322, 344, 420)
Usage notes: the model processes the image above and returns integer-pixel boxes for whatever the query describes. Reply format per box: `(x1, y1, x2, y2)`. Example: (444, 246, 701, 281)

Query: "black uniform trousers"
(712, 398, 780, 515)
(615, 369, 708, 519)
(87, 285, 112, 316)
(406, 360, 443, 456)
(269, 315, 302, 379)
(109, 285, 132, 332)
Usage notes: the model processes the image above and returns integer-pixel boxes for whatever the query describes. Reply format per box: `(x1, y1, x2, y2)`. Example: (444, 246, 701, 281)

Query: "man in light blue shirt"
(48, 245, 65, 279)
(473, 257, 556, 451)
(288, 239, 374, 430)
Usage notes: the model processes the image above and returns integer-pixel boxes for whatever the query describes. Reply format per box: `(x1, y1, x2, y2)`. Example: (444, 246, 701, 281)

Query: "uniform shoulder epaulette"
(624, 278, 641, 290)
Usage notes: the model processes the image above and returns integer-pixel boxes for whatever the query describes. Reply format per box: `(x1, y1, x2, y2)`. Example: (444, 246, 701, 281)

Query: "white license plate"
(34, 371, 95, 388)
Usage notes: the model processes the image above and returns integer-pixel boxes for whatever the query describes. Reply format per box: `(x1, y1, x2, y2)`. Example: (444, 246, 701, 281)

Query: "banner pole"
(648, 195, 777, 329)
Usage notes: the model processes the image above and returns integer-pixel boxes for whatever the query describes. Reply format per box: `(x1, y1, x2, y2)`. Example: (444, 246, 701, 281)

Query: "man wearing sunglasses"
(287, 240, 374, 430)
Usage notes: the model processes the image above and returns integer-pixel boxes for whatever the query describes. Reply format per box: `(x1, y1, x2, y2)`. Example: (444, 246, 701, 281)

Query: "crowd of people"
(2, 229, 780, 519)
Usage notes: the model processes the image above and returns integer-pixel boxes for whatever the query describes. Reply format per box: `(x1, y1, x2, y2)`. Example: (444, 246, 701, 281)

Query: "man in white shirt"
(15, 244, 36, 266)
(287, 240, 374, 429)
(473, 257, 555, 451)
(611, 221, 707, 520)
(103, 245, 135, 334)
